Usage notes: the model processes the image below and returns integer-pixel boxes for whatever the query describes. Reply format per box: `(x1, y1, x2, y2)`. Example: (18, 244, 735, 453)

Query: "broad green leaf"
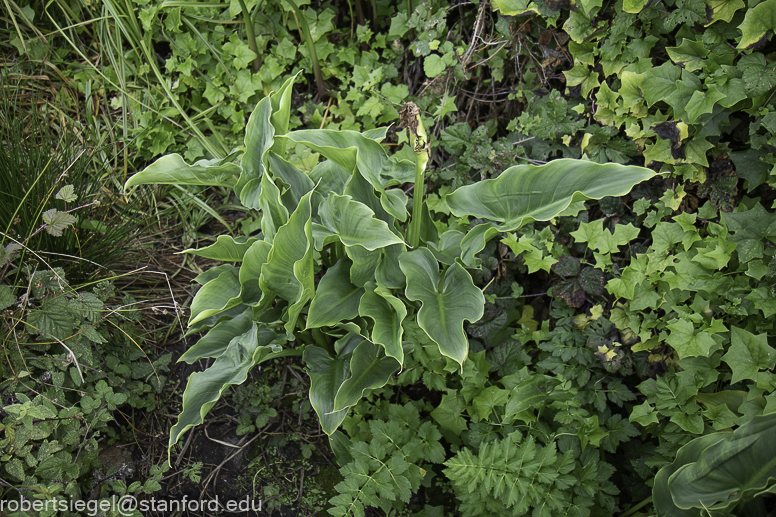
(179, 309, 254, 363)
(704, 0, 744, 25)
(182, 235, 260, 262)
(472, 386, 510, 421)
(333, 340, 400, 411)
(189, 268, 242, 327)
(42, 209, 76, 237)
(283, 130, 414, 194)
(685, 88, 726, 124)
(668, 413, 776, 513)
(358, 281, 406, 364)
(304, 345, 350, 435)
(239, 240, 272, 305)
(653, 433, 729, 517)
(666, 39, 708, 72)
(564, 62, 600, 98)
(258, 171, 289, 242)
(125, 154, 240, 189)
(237, 96, 273, 209)
(424, 54, 446, 77)
(490, 0, 539, 15)
(737, 0, 776, 49)
(268, 151, 315, 210)
(399, 248, 485, 369)
(260, 191, 315, 333)
(731, 148, 770, 191)
(430, 391, 468, 434)
(269, 72, 299, 150)
(313, 194, 404, 251)
(449, 159, 654, 263)
(27, 298, 74, 340)
(55, 185, 77, 202)
(623, 0, 648, 12)
(642, 62, 682, 107)
(722, 326, 776, 383)
(721, 204, 776, 263)
(375, 243, 407, 289)
(666, 318, 717, 359)
(169, 324, 276, 448)
(307, 258, 364, 328)
(344, 244, 380, 287)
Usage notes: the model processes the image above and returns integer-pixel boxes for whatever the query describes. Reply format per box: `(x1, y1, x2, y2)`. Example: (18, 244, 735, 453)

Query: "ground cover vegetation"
(2, 0, 776, 515)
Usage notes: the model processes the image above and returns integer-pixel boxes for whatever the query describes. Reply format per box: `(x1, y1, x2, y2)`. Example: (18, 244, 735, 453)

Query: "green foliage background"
(3, 0, 776, 515)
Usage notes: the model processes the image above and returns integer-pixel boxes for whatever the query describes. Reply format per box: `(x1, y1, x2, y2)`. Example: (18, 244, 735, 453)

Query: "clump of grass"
(0, 71, 145, 282)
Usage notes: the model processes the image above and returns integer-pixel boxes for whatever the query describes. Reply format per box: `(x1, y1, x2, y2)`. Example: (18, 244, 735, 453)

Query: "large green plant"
(653, 411, 776, 517)
(124, 74, 655, 451)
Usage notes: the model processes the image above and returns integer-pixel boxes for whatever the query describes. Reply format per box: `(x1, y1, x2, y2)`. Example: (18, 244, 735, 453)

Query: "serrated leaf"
(0, 284, 15, 310)
(42, 209, 76, 237)
(55, 185, 77, 202)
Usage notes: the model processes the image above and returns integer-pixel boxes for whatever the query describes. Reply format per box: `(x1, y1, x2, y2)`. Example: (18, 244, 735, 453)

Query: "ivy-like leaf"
(722, 326, 776, 383)
(55, 185, 77, 202)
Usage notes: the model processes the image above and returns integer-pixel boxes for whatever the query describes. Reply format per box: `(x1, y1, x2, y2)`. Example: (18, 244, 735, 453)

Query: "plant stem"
(237, 0, 261, 72)
(287, 0, 328, 99)
(409, 154, 425, 249)
(620, 496, 652, 517)
(401, 102, 429, 249)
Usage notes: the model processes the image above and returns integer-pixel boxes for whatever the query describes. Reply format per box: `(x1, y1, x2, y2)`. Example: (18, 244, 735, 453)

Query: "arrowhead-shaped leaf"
(448, 159, 655, 264)
(398, 248, 484, 369)
(333, 340, 400, 411)
(313, 194, 404, 251)
(169, 324, 278, 448)
(260, 191, 315, 334)
(358, 281, 406, 364)
(307, 258, 364, 328)
(304, 345, 350, 435)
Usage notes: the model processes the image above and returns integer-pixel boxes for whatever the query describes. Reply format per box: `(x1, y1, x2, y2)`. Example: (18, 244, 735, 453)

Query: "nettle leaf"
(722, 326, 776, 383)
(55, 185, 77, 202)
(739, 54, 776, 98)
(307, 258, 364, 328)
(736, 0, 776, 49)
(0, 284, 15, 310)
(42, 209, 76, 237)
(125, 154, 240, 189)
(399, 248, 484, 369)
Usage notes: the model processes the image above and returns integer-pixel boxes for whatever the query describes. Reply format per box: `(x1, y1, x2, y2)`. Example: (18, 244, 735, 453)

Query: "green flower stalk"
(401, 102, 429, 249)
